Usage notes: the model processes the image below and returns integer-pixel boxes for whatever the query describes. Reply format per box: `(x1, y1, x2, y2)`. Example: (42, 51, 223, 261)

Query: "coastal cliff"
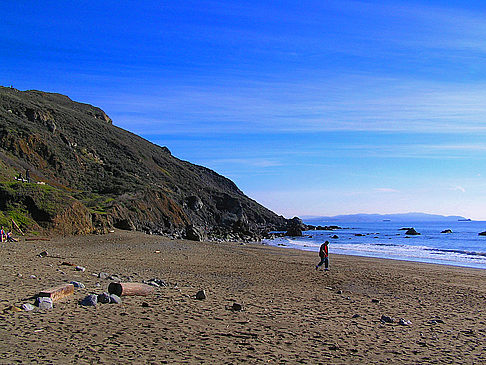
(0, 86, 287, 240)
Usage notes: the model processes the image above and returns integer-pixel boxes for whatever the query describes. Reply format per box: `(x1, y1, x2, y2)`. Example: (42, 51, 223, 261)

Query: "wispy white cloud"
(106, 77, 486, 136)
(451, 186, 466, 193)
(374, 188, 400, 193)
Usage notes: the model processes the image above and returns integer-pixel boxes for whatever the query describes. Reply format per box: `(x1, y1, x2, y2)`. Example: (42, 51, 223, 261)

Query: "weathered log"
(108, 282, 154, 297)
(38, 283, 74, 302)
(11, 219, 24, 236)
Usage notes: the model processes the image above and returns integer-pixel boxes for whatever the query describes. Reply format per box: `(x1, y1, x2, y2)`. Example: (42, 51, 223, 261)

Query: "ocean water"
(263, 220, 486, 269)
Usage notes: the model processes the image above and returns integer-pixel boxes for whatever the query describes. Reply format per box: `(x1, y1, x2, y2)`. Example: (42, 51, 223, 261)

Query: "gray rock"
(30, 275, 37, 279)
(195, 290, 206, 300)
(21, 303, 36, 311)
(97, 292, 111, 304)
(35, 297, 53, 310)
(108, 275, 120, 282)
(37, 251, 48, 258)
(146, 278, 167, 287)
(399, 318, 412, 326)
(98, 272, 110, 279)
(75, 266, 86, 272)
(185, 225, 206, 241)
(109, 294, 122, 304)
(380, 315, 394, 323)
(81, 294, 98, 306)
(231, 302, 242, 311)
(70, 281, 85, 289)
(185, 195, 203, 211)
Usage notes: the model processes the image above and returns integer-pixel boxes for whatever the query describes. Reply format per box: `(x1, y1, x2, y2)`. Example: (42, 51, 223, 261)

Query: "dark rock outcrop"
(0, 87, 287, 238)
(285, 216, 306, 237)
(405, 228, 420, 236)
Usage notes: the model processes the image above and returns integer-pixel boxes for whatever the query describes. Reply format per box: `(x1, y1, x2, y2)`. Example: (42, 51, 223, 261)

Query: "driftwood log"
(38, 283, 74, 302)
(108, 282, 154, 297)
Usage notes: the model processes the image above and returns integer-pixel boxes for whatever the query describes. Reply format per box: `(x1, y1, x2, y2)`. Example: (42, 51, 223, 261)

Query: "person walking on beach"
(316, 241, 329, 271)
(0, 227, 5, 243)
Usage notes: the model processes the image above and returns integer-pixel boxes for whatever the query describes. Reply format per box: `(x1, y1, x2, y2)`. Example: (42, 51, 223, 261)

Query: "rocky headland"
(0, 86, 291, 241)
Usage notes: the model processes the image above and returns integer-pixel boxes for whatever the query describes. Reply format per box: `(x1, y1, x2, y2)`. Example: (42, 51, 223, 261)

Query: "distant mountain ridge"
(303, 213, 469, 224)
(0, 86, 287, 239)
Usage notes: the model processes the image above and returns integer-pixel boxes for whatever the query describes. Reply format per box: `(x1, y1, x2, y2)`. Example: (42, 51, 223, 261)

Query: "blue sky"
(2, 1, 486, 219)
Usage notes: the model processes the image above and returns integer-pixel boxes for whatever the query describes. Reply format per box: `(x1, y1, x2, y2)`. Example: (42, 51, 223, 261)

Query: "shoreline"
(265, 241, 486, 271)
(1, 230, 485, 363)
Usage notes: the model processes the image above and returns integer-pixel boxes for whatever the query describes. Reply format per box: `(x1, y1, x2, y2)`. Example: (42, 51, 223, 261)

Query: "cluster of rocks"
(285, 217, 307, 237)
(80, 292, 121, 306)
(380, 315, 412, 326)
(11, 280, 87, 312)
(307, 225, 342, 231)
(143, 278, 169, 288)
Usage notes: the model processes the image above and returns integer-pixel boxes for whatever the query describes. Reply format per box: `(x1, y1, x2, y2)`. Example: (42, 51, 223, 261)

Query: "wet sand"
(0, 230, 485, 364)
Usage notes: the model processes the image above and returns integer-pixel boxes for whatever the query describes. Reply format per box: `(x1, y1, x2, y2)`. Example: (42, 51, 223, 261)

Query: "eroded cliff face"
(0, 87, 287, 239)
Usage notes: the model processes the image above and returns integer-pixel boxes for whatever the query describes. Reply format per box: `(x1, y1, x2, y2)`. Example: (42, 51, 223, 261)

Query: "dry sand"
(0, 230, 485, 364)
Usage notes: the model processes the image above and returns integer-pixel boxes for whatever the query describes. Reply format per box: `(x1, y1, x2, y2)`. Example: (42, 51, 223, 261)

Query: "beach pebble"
(37, 251, 48, 258)
(195, 290, 206, 300)
(352, 314, 361, 318)
(98, 272, 109, 279)
(109, 294, 122, 304)
(97, 292, 111, 304)
(21, 303, 36, 311)
(70, 281, 85, 289)
(231, 302, 242, 311)
(141, 302, 150, 308)
(399, 318, 412, 326)
(17, 273, 22, 278)
(75, 266, 86, 272)
(30, 275, 37, 279)
(380, 315, 394, 323)
(35, 297, 53, 310)
(108, 275, 120, 282)
(371, 299, 380, 303)
(81, 294, 98, 306)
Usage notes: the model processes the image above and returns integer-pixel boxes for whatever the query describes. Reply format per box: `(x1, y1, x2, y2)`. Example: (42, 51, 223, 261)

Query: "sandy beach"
(0, 230, 485, 364)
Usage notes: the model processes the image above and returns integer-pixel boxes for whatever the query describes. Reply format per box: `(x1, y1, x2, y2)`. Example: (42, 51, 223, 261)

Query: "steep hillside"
(0, 86, 287, 240)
